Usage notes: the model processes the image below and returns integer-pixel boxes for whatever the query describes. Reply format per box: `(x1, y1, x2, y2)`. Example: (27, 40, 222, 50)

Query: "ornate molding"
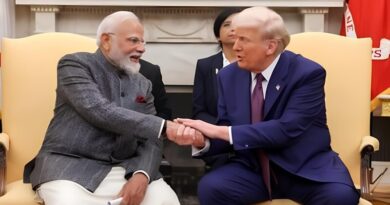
(142, 8, 218, 43)
(31, 5, 60, 13)
(58, 7, 216, 15)
(299, 8, 329, 14)
(56, 7, 219, 43)
(152, 21, 208, 37)
(61, 7, 118, 14)
(299, 7, 328, 32)
(142, 8, 216, 15)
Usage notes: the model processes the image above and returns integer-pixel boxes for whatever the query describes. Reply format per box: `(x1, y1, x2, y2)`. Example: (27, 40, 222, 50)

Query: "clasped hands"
(165, 119, 230, 148)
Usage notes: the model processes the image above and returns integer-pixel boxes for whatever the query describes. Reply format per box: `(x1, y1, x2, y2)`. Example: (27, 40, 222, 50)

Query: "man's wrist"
(132, 170, 150, 183)
(217, 126, 230, 142)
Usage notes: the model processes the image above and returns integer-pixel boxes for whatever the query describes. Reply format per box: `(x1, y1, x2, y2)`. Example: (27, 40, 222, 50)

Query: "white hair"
(232, 7, 290, 54)
(96, 11, 140, 46)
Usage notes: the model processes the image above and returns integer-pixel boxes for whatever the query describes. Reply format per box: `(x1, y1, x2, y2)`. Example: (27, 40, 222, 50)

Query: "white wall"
(12, 2, 345, 88)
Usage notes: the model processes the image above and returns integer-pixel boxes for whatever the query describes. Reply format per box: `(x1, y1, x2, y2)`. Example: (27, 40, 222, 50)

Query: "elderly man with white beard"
(23, 11, 187, 205)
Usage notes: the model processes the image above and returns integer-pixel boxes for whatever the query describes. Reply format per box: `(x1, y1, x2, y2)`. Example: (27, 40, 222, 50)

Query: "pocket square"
(135, 95, 146, 103)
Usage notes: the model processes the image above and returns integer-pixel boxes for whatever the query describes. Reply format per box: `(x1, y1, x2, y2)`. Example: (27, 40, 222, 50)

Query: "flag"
(340, 0, 390, 111)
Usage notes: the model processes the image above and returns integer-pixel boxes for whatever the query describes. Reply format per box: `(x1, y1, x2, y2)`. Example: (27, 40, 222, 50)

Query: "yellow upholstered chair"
(0, 32, 97, 205)
(255, 32, 380, 205)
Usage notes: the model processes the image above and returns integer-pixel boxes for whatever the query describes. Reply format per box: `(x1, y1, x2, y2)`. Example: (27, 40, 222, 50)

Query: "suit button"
(245, 144, 249, 148)
(120, 92, 125, 97)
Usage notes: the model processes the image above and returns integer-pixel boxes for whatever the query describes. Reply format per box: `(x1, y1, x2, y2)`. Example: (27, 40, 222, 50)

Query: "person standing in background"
(192, 8, 242, 170)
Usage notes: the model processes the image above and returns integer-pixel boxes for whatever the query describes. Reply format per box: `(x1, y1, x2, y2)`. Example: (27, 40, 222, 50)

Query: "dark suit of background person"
(192, 8, 241, 171)
(139, 59, 172, 182)
(192, 52, 222, 124)
(193, 52, 229, 170)
(139, 59, 172, 120)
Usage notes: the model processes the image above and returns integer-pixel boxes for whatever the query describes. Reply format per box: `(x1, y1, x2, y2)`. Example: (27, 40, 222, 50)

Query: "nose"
(136, 43, 145, 53)
(233, 39, 240, 51)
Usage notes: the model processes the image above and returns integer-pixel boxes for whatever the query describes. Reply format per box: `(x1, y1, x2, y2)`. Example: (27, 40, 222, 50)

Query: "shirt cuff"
(133, 170, 150, 183)
(228, 126, 233, 145)
(192, 139, 210, 156)
(158, 120, 165, 139)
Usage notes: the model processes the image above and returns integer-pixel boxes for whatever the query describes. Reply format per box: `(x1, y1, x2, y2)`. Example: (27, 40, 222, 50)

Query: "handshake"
(164, 119, 230, 148)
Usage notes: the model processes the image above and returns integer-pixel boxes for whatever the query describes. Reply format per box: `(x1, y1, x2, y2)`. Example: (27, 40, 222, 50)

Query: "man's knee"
(308, 183, 359, 205)
(197, 173, 234, 204)
(142, 178, 180, 205)
(326, 185, 359, 205)
(37, 180, 90, 205)
(198, 173, 220, 198)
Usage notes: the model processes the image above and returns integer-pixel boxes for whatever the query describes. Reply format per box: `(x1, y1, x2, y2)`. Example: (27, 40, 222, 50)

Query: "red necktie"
(251, 73, 271, 198)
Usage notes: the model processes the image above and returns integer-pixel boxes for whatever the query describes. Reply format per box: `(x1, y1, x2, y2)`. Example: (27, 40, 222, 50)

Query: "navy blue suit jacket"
(208, 50, 354, 187)
(192, 52, 223, 124)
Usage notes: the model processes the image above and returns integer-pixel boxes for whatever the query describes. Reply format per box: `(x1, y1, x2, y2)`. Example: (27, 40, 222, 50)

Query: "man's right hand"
(118, 173, 148, 205)
(165, 120, 205, 147)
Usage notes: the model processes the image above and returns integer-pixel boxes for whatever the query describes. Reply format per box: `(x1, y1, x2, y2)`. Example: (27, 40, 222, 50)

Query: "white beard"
(108, 43, 141, 74)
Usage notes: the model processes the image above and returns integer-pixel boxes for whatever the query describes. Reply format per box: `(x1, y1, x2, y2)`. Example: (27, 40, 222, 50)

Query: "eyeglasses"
(107, 33, 146, 46)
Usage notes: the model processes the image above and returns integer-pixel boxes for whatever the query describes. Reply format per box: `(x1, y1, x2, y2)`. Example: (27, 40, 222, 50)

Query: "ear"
(265, 39, 278, 55)
(100, 33, 111, 51)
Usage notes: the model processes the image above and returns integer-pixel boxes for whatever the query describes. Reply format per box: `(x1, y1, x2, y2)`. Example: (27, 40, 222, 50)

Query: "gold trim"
(371, 87, 390, 112)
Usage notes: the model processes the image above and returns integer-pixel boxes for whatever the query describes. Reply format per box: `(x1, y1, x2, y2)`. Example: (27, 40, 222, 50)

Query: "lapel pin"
(276, 84, 281, 91)
(215, 68, 219, 74)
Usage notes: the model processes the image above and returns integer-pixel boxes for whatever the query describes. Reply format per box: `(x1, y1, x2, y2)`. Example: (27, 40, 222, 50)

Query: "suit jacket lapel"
(242, 71, 252, 124)
(212, 51, 224, 72)
(264, 52, 289, 119)
(232, 63, 252, 125)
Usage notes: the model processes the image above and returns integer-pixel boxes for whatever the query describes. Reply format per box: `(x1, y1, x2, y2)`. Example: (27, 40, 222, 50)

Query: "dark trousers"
(203, 153, 230, 172)
(197, 161, 359, 205)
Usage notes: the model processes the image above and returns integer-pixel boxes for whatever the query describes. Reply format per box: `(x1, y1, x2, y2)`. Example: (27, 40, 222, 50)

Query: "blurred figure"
(192, 8, 241, 170)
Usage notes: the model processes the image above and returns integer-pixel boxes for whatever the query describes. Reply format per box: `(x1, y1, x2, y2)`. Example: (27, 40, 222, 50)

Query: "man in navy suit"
(171, 6, 359, 205)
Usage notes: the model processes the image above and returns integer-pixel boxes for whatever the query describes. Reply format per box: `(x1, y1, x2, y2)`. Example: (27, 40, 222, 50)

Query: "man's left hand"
(118, 173, 148, 205)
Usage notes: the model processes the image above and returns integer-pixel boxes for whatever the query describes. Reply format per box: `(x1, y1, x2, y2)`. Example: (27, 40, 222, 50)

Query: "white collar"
(222, 51, 232, 68)
(251, 54, 281, 82)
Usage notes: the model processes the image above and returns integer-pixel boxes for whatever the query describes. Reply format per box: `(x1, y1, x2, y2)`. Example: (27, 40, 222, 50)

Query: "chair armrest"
(360, 135, 380, 201)
(0, 133, 10, 152)
(0, 133, 9, 196)
(360, 136, 379, 155)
